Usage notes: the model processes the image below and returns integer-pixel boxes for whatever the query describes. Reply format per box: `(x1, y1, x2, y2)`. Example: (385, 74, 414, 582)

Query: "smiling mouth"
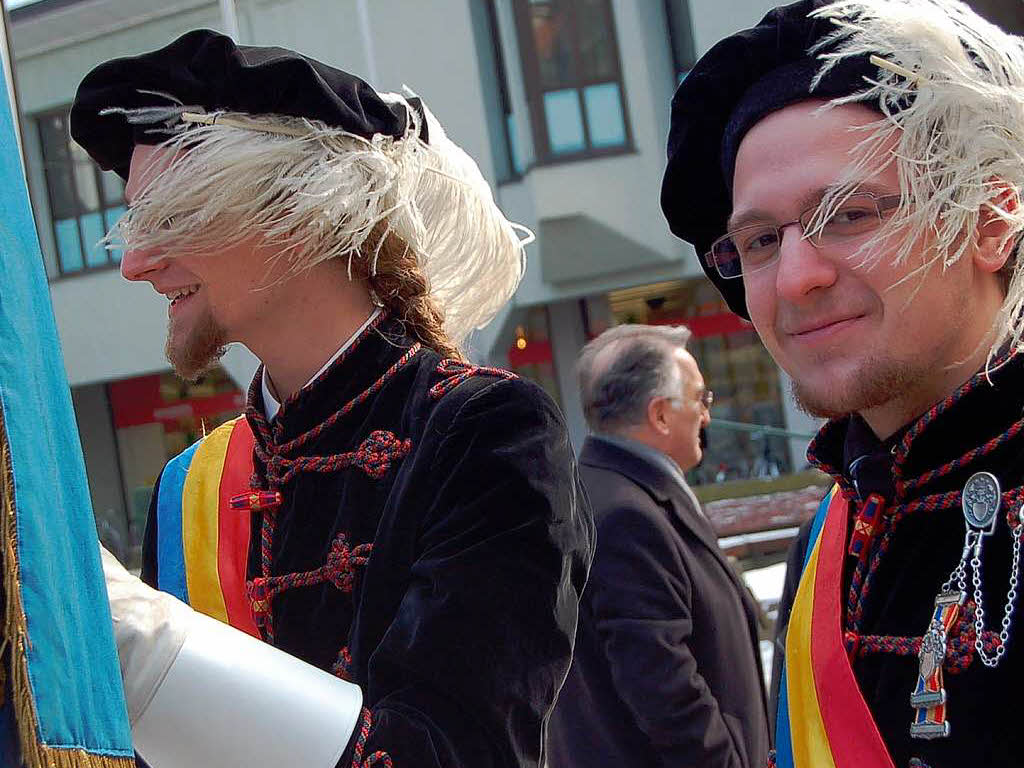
(791, 315, 864, 339)
(167, 286, 200, 306)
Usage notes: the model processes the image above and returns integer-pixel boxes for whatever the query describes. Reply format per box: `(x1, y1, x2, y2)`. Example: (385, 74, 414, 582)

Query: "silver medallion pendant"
(962, 471, 1001, 535)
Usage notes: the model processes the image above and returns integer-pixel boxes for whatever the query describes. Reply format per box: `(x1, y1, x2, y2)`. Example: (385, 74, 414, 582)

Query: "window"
(514, 0, 630, 162)
(37, 108, 124, 275)
(665, 0, 697, 83)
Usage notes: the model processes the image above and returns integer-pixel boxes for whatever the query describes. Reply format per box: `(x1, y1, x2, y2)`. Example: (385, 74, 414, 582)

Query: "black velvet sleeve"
(339, 377, 595, 767)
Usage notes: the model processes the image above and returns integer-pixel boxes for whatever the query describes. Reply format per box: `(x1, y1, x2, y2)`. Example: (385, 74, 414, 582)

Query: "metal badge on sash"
(911, 471, 1024, 740)
(909, 590, 963, 739)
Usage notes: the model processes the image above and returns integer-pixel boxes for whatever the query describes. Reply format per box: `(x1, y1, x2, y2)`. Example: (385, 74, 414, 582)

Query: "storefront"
(94, 366, 243, 563)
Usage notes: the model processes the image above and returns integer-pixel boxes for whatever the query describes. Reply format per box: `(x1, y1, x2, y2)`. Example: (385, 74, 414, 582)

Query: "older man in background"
(548, 324, 769, 768)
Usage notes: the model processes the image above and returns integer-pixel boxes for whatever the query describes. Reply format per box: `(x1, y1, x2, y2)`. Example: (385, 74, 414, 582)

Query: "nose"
(120, 244, 166, 282)
(774, 223, 838, 303)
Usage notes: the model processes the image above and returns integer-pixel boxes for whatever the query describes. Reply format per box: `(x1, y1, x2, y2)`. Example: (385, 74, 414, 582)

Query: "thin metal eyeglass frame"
(705, 193, 903, 280)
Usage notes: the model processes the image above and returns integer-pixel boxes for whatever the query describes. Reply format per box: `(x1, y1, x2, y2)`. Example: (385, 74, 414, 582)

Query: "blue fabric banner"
(0, 29, 134, 768)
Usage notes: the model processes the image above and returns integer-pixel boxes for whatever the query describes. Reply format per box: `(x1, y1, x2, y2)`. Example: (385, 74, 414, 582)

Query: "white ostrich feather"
(803, 0, 1024, 353)
(106, 96, 530, 347)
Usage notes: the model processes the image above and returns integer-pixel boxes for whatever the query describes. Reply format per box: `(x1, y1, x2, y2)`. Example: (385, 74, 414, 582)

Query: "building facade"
(14, 0, 1012, 561)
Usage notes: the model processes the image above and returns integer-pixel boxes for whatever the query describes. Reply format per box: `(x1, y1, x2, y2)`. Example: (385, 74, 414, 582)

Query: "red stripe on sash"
(810, 492, 894, 767)
(217, 419, 260, 637)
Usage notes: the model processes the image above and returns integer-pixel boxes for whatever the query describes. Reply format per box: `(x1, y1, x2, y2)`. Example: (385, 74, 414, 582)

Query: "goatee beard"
(790, 356, 915, 421)
(166, 309, 228, 382)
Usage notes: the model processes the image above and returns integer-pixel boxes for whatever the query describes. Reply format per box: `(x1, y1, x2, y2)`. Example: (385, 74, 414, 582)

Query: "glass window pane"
(506, 115, 527, 174)
(81, 211, 108, 268)
(104, 204, 126, 230)
(576, 0, 616, 81)
(104, 205, 126, 262)
(582, 82, 626, 148)
(543, 88, 585, 154)
(55, 218, 83, 273)
(529, 0, 576, 88)
(44, 163, 77, 219)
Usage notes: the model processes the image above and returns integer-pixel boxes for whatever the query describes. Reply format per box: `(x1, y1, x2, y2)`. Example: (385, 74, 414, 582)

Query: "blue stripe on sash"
(156, 441, 201, 602)
(774, 488, 834, 768)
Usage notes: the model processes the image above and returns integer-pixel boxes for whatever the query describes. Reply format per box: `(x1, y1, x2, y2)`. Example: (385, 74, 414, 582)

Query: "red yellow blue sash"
(155, 417, 259, 636)
(774, 486, 894, 768)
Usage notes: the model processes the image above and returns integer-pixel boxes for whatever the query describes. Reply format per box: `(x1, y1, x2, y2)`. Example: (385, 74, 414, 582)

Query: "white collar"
(261, 307, 382, 422)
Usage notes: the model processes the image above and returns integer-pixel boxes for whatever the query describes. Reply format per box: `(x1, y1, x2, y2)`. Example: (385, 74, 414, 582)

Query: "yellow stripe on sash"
(786, 530, 837, 768)
(181, 420, 237, 623)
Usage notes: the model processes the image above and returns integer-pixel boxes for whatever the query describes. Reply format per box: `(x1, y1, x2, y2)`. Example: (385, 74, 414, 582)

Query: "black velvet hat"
(660, 0, 880, 318)
(71, 29, 411, 180)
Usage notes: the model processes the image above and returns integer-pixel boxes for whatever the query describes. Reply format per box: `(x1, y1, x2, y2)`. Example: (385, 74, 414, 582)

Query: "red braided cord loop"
(891, 349, 1017, 493)
(332, 645, 354, 681)
(256, 430, 413, 487)
(901, 420, 1024, 494)
(351, 707, 393, 768)
(428, 359, 517, 401)
(845, 487, 1024, 634)
(275, 345, 421, 456)
(240, 343, 420, 639)
(246, 533, 373, 632)
(850, 600, 1001, 673)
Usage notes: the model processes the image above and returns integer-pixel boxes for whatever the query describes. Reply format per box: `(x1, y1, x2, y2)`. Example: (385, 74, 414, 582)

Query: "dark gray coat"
(548, 436, 769, 768)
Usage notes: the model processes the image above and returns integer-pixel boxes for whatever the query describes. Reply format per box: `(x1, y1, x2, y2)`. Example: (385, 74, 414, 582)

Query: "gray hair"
(577, 324, 693, 434)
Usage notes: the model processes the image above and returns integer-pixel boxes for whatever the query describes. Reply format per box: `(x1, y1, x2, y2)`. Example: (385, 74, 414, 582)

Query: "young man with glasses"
(548, 324, 769, 768)
(661, 0, 1023, 766)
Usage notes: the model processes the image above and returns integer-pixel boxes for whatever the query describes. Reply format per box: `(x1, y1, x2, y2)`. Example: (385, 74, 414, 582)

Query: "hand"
(101, 546, 191, 725)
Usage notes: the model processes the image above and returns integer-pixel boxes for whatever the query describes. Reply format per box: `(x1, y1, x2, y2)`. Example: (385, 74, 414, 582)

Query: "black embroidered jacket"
(141, 315, 596, 768)
(773, 353, 1024, 768)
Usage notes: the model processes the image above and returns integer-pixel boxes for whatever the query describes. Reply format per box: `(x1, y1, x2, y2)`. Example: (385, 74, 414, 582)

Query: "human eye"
(822, 204, 878, 236)
(738, 227, 779, 265)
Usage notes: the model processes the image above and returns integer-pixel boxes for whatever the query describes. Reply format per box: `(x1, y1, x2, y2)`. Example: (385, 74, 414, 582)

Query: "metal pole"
(355, 0, 379, 85)
(219, 0, 240, 41)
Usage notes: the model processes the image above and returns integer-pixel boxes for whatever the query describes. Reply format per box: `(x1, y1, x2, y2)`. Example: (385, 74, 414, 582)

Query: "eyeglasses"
(672, 389, 713, 410)
(698, 388, 714, 410)
(705, 193, 902, 280)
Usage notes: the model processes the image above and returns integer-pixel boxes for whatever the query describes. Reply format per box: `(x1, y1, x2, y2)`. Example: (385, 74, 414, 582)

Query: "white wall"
(689, 0, 783, 56)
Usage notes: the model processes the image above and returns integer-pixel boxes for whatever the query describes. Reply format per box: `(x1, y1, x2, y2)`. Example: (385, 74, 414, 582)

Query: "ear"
(974, 183, 1021, 274)
(647, 397, 671, 436)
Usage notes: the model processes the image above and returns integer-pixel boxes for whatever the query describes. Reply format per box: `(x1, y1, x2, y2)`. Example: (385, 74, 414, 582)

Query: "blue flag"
(0, 22, 134, 768)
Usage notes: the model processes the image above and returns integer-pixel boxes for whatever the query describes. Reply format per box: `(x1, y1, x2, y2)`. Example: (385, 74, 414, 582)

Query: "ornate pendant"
(909, 590, 964, 739)
(962, 471, 1000, 535)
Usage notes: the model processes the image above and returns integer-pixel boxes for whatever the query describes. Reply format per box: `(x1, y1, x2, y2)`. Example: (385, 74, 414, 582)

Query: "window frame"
(36, 106, 124, 278)
(512, 0, 634, 164)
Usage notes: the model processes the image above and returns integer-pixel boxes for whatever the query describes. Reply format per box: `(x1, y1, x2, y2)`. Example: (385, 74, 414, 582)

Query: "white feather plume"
(107, 97, 529, 347)
(804, 0, 1024, 352)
